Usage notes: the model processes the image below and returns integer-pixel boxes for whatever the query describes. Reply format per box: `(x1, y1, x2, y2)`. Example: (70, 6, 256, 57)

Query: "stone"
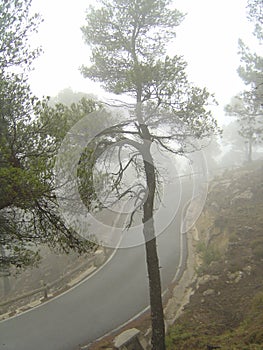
(94, 249, 105, 267)
(227, 271, 243, 283)
(243, 265, 252, 275)
(231, 189, 253, 203)
(113, 328, 144, 350)
(197, 275, 219, 287)
(203, 289, 215, 296)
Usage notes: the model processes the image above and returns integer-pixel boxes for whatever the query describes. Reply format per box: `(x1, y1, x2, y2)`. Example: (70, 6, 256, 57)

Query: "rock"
(94, 249, 105, 267)
(197, 275, 219, 288)
(231, 189, 253, 204)
(227, 271, 243, 283)
(243, 265, 252, 275)
(114, 328, 144, 350)
(203, 289, 215, 296)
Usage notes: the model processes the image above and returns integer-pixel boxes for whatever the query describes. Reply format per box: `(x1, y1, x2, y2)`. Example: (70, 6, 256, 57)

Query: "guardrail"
(0, 247, 111, 315)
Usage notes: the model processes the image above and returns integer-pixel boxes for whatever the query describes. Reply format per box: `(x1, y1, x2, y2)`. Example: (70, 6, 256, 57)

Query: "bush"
(196, 242, 221, 266)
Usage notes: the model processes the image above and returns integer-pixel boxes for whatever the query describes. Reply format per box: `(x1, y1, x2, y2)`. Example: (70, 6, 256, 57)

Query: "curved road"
(0, 182, 193, 350)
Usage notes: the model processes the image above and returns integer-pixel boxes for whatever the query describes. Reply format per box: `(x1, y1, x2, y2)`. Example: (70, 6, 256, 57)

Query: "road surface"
(0, 181, 193, 350)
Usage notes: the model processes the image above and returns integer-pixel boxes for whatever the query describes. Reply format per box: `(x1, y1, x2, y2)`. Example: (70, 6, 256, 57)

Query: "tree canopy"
(81, 1, 219, 349)
(225, 0, 262, 162)
(0, 0, 100, 270)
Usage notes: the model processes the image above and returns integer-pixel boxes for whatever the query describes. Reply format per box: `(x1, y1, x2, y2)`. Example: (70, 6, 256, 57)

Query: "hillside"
(166, 161, 263, 350)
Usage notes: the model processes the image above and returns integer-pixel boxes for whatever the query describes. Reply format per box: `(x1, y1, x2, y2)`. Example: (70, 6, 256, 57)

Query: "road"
(0, 181, 193, 350)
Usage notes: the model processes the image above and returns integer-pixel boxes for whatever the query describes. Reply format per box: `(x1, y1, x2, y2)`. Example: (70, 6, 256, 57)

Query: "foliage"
(81, 0, 184, 95)
(0, 85, 99, 270)
(81, 1, 219, 349)
(225, 91, 263, 162)
(0, 0, 103, 270)
(239, 0, 263, 95)
(0, 0, 42, 71)
(221, 121, 250, 166)
(247, 0, 263, 43)
(81, 0, 218, 145)
(48, 87, 97, 107)
(196, 241, 221, 275)
(225, 0, 263, 162)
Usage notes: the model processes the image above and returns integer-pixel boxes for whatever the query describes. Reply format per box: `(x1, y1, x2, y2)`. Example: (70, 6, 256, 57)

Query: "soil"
(166, 160, 263, 350)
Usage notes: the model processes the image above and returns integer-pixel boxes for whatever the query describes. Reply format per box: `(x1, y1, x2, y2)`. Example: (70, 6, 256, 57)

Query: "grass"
(195, 241, 221, 275)
(166, 292, 263, 350)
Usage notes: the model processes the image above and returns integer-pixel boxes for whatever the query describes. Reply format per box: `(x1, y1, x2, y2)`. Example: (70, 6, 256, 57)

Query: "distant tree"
(237, 38, 263, 103)
(238, 0, 262, 101)
(221, 121, 247, 166)
(202, 137, 222, 175)
(225, 91, 262, 162)
(225, 0, 262, 162)
(81, 0, 219, 348)
(49, 87, 97, 107)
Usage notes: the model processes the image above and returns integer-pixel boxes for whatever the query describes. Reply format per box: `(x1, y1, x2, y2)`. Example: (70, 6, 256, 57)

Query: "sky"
(28, 0, 259, 125)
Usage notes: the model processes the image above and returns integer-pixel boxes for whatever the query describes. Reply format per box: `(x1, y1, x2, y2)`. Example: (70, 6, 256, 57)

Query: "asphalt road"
(0, 181, 193, 350)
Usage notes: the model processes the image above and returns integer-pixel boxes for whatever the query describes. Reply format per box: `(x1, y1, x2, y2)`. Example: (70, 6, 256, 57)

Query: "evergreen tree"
(81, 1, 218, 348)
(225, 0, 262, 162)
(0, 0, 98, 270)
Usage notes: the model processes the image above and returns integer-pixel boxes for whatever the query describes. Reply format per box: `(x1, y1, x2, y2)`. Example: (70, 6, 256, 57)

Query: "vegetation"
(166, 161, 263, 349)
(81, 0, 219, 348)
(196, 241, 221, 275)
(1, 0, 262, 349)
(0, 0, 100, 271)
(225, 0, 263, 163)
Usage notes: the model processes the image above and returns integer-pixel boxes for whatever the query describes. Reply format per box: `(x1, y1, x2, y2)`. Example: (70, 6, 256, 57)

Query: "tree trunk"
(248, 138, 253, 162)
(142, 153, 166, 350)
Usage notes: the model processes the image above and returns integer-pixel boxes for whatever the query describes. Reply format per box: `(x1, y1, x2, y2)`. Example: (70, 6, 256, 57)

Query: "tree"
(220, 121, 247, 167)
(48, 87, 97, 107)
(0, 0, 100, 270)
(225, 91, 262, 162)
(237, 1, 262, 105)
(225, 0, 263, 162)
(247, 0, 263, 43)
(238, 38, 263, 104)
(0, 0, 42, 269)
(80, 1, 218, 348)
(0, 0, 42, 71)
